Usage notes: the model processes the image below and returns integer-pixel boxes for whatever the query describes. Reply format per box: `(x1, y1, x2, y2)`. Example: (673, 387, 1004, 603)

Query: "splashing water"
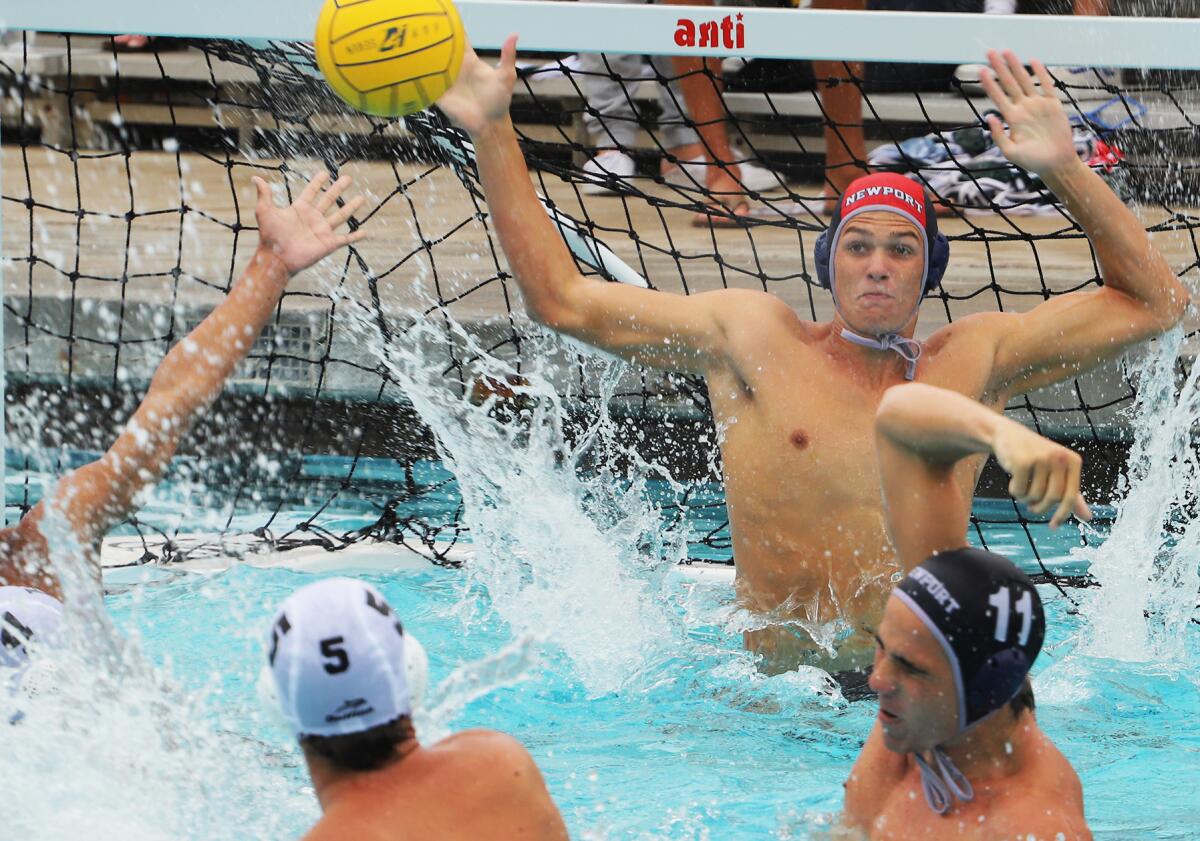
(1, 640, 312, 840)
(2, 267, 689, 837)
(1079, 328, 1200, 662)
(418, 633, 540, 742)
(0, 503, 311, 839)
(363, 310, 683, 695)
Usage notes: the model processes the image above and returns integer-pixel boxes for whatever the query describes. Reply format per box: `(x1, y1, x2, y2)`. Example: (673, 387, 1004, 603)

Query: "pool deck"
(4, 36, 1200, 439)
(6, 140, 1197, 438)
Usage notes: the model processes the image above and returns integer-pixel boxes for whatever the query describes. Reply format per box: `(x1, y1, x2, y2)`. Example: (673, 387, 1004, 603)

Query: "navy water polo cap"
(814, 172, 950, 297)
(894, 547, 1045, 733)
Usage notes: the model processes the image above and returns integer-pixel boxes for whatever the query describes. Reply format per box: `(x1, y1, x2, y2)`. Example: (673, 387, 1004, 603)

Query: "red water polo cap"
(835, 172, 931, 228)
(820, 172, 946, 297)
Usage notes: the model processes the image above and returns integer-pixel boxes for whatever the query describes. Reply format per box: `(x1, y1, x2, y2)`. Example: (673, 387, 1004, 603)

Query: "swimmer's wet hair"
(1009, 677, 1035, 717)
(301, 714, 416, 772)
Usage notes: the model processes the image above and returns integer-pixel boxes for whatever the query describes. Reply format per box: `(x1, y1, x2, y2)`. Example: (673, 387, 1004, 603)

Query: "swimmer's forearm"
(146, 244, 289, 414)
(875, 383, 1002, 464)
(472, 118, 586, 326)
(43, 246, 292, 547)
(1042, 158, 1188, 325)
(469, 113, 723, 369)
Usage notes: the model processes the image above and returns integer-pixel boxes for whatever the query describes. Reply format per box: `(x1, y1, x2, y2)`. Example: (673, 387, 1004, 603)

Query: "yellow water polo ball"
(314, 0, 466, 117)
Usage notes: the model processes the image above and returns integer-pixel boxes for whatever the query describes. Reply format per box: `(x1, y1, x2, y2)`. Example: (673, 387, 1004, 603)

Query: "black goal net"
(2, 30, 1197, 606)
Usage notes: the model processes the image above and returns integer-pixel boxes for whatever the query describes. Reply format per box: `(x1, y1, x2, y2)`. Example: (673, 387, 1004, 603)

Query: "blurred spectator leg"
(811, 0, 868, 210)
(577, 50, 643, 194)
(661, 0, 785, 207)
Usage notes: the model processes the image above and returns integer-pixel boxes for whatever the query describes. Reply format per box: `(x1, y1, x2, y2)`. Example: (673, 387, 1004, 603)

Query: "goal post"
(3, 1, 1200, 66)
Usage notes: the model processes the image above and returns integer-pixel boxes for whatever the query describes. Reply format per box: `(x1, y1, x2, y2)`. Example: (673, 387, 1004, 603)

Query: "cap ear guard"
(964, 648, 1030, 726)
(814, 226, 834, 289)
(926, 233, 950, 293)
(2, 660, 60, 727)
(18, 658, 60, 700)
(814, 227, 949, 296)
(403, 632, 428, 712)
(256, 664, 291, 734)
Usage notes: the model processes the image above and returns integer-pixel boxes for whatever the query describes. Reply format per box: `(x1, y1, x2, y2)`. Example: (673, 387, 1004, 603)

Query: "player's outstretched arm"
(978, 49, 1189, 396)
(0, 172, 365, 596)
(437, 37, 740, 375)
(875, 383, 1091, 568)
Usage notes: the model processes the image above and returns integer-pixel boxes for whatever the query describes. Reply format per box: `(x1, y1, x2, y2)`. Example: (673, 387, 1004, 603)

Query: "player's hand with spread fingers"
(253, 171, 366, 275)
(437, 35, 519, 136)
(979, 49, 1080, 178)
(991, 417, 1092, 529)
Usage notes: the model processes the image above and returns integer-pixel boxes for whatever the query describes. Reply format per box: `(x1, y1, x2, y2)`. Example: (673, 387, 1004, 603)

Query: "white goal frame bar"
(4, 1, 1200, 69)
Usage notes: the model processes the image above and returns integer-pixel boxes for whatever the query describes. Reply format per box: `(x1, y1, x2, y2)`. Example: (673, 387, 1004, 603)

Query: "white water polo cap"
(265, 578, 428, 739)
(0, 586, 65, 707)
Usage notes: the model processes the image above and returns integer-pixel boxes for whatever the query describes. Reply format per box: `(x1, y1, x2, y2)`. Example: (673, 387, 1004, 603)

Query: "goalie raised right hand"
(437, 35, 519, 136)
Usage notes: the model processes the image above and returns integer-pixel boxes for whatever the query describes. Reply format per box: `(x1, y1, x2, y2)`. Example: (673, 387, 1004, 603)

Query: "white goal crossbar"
(4, 0, 1200, 70)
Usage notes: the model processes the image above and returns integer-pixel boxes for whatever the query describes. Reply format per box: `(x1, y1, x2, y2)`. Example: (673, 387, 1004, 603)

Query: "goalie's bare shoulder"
(701, 287, 809, 334)
(926, 309, 1010, 347)
(923, 310, 1014, 375)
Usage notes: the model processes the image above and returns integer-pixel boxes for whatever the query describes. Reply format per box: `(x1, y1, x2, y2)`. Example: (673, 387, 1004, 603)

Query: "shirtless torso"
(707, 299, 998, 667)
(842, 716, 1090, 841)
(437, 45, 1187, 669)
(304, 730, 569, 841)
(837, 379, 1097, 839)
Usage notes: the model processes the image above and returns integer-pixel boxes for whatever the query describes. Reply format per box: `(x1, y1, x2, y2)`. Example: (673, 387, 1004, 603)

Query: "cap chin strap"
(829, 274, 923, 380)
(914, 747, 975, 815)
(839, 328, 922, 380)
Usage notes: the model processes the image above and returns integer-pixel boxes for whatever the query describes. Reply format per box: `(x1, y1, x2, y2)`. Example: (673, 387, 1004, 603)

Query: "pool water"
(3, 438, 1197, 840)
(83, 508, 1196, 841)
